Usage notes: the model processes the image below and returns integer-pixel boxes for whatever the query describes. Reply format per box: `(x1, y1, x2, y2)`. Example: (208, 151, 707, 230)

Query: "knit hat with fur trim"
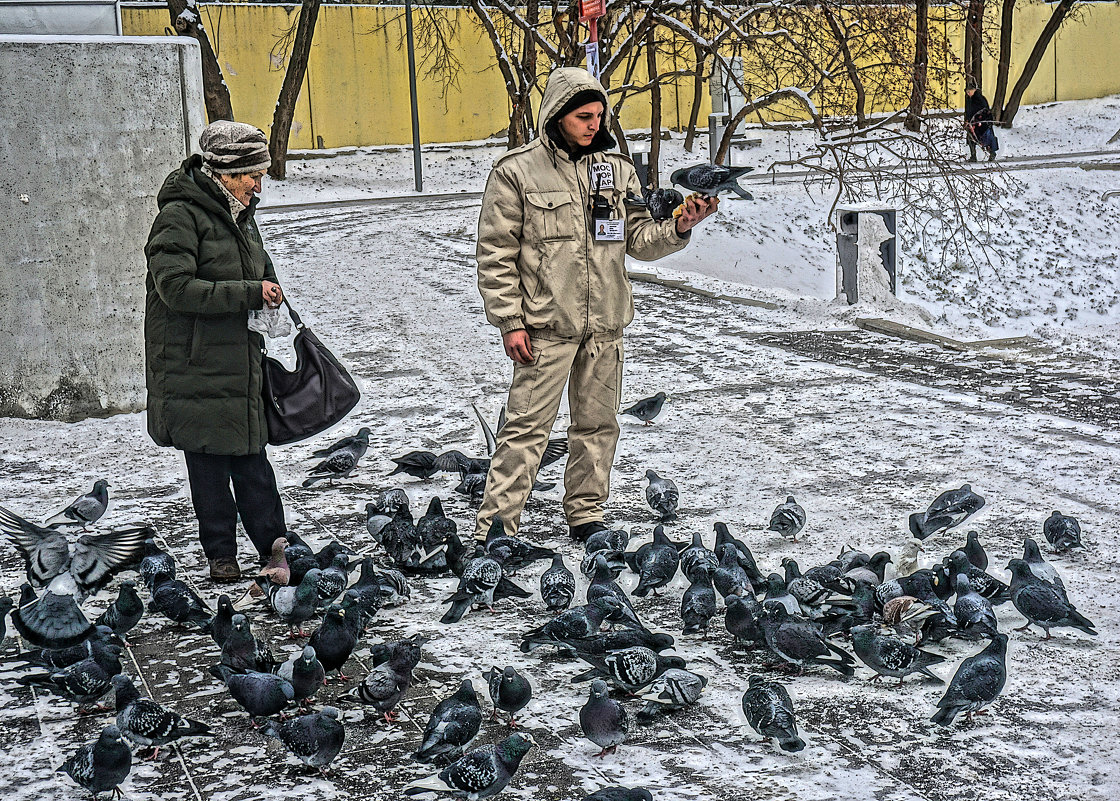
(198, 121, 271, 174)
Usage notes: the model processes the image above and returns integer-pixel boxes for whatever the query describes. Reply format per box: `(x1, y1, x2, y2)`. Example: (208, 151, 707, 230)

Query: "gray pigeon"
(349, 640, 422, 722)
(45, 480, 111, 528)
(637, 667, 707, 719)
(713, 543, 753, 599)
(768, 496, 806, 542)
(303, 427, 371, 486)
(572, 646, 686, 694)
(759, 603, 854, 677)
(278, 645, 327, 708)
(390, 450, 441, 480)
(204, 594, 236, 648)
(679, 531, 718, 585)
(909, 484, 985, 540)
(404, 732, 535, 799)
(540, 553, 576, 611)
(484, 666, 533, 726)
(930, 633, 1008, 726)
(220, 613, 279, 674)
(308, 604, 360, 680)
(961, 531, 988, 570)
(952, 574, 999, 640)
(111, 673, 211, 758)
(1022, 537, 1067, 603)
(620, 392, 667, 425)
(670, 163, 755, 199)
(57, 725, 132, 797)
(16, 642, 123, 711)
(1006, 558, 1096, 639)
(209, 665, 295, 721)
(725, 594, 766, 648)
(519, 596, 626, 653)
(625, 188, 685, 222)
(741, 675, 804, 751)
(644, 470, 679, 521)
(256, 568, 322, 637)
(626, 525, 680, 597)
(148, 574, 212, 629)
(579, 679, 629, 757)
(93, 579, 143, 644)
(414, 679, 483, 765)
(1043, 511, 1082, 552)
(138, 537, 176, 592)
(262, 706, 346, 774)
(681, 567, 717, 636)
(850, 624, 945, 686)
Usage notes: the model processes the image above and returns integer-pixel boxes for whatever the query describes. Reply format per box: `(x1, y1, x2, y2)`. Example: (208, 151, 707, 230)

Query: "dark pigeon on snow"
(390, 450, 441, 480)
(1043, 511, 1082, 552)
(404, 731, 535, 799)
(209, 665, 295, 720)
(908, 484, 985, 540)
(1022, 537, 1067, 603)
(348, 639, 422, 722)
(414, 679, 483, 765)
(93, 579, 144, 643)
(1006, 558, 1096, 639)
(626, 525, 681, 597)
(769, 496, 806, 542)
(620, 392, 667, 425)
(850, 624, 945, 686)
(262, 706, 346, 775)
(584, 788, 654, 801)
(579, 679, 628, 758)
(742, 675, 804, 752)
(484, 666, 532, 727)
(302, 428, 371, 487)
(540, 552, 576, 612)
(278, 645, 327, 708)
(308, 603, 360, 680)
(56, 725, 132, 798)
(759, 603, 854, 677)
(111, 673, 211, 759)
(637, 667, 706, 719)
(644, 470, 679, 521)
(930, 633, 1008, 726)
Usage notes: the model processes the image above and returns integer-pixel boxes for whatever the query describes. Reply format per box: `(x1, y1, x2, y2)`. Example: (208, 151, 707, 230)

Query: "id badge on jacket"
(594, 218, 624, 241)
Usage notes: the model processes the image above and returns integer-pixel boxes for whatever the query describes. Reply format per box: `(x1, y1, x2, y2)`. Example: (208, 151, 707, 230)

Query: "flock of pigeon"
(0, 402, 1098, 800)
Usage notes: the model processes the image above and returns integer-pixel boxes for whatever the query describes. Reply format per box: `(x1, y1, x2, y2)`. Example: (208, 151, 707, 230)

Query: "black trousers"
(183, 449, 286, 561)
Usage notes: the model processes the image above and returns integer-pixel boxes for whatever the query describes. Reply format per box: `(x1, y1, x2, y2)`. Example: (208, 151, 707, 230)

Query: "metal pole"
(404, 0, 423, 193)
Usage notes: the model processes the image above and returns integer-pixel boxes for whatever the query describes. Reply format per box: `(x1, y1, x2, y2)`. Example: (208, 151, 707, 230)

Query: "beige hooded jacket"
(476, 68, 689, 341)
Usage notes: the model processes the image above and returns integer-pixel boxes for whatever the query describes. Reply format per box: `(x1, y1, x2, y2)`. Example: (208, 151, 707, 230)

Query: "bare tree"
(1000, 0, 1078, 126)
(904, 0, 930, 132)
(963, 0, 985, 89)
(645, 26, 662, 188)
(991, 0, 1017, 119)
(165, 0, 233, 121)
(268, 0, 322, 180)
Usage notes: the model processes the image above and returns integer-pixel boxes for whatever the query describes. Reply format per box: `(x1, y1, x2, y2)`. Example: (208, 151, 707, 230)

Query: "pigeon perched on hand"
(908, 484, 985, 540)
(644, 470, 679, 521)
(930, 633, 1008, 726)
(44, 479, 111, 528)
(484, 666, 532, 727)
(262, 706, 346, 775)
(1043, 511, 1082, 552)
(404, 732, 535, 799)
(414, 679, 483, 765)
(57, 725, 132, 798)
(768, 496, 806, 542)
(111, 673, 211, 759)
(580, 679, 628, 757)
(741, 675, 804, 752)
(625, 188, 685, 222)
(850, 624, 945, 686)
(1006, 558, 1096, 639)
(670, 163, 754, 199)
(620, 392, 667, 425)
(303, 427, 371, 487)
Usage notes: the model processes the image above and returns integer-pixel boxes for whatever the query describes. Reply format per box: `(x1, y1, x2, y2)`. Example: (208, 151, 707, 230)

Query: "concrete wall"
(119, 2, 1120, 149)
(0, 35, 205, 421)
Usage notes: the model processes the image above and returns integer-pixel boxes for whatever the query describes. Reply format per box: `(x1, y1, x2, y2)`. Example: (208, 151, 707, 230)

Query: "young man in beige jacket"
(475, 67, 718, 543)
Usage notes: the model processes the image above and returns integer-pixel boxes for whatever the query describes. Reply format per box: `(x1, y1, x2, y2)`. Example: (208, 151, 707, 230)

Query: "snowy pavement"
(2, 197, 1118, 801)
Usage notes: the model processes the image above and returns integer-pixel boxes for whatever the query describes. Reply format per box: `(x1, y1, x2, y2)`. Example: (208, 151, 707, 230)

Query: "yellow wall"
(121, 2, 1120, 148)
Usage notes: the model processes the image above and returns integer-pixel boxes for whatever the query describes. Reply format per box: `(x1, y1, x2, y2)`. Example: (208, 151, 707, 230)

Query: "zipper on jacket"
(575, 156, 591, 340)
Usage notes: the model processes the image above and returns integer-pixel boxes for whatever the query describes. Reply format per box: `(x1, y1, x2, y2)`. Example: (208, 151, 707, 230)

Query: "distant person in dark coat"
(144, 121, 287, 583)
(965, 80, 999, 162)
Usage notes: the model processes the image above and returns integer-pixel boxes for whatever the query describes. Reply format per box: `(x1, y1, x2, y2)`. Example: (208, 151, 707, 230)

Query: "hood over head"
(539, 67, 616, 158)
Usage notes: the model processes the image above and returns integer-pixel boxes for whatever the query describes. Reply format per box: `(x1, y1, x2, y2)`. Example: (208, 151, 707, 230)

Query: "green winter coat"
(144, 155, 277, 455)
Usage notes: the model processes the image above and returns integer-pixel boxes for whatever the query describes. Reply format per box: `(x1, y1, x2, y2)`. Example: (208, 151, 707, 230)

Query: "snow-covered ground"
(1, 96, 1119, 801)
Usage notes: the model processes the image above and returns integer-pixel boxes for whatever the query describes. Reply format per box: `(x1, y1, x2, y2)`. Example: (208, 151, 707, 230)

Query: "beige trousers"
(475, 333, 624, 538)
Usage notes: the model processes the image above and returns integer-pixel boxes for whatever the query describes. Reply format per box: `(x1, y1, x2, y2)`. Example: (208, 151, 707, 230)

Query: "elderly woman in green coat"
(144, 121, 287, 582)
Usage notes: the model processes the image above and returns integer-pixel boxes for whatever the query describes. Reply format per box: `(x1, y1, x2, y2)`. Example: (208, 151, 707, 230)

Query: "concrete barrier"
(0, 34, 205, 420)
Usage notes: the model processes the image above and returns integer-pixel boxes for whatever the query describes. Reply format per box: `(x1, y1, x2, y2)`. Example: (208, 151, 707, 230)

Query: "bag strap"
(281, 297, 305, 330)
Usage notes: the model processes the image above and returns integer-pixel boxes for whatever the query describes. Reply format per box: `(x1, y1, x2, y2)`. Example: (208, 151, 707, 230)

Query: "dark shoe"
(967, 155, 978, 163)
(987, 153, 997, 162)
(569, 521, 608, 543)
(208, 557, 241, 582)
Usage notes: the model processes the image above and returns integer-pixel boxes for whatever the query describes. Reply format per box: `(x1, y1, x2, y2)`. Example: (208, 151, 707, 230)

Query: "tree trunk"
(682, 0, 705, 152)
(645, 28, 661, 189)
(904, 0, 930, 132)
(991, 0, 1017, 120)
(964, 0, 985, 89)
(1001, 0, 1074, 126)
(823, 5, 867, 127)
(166, 0, 233, 122)
(268, 0, 322, 180)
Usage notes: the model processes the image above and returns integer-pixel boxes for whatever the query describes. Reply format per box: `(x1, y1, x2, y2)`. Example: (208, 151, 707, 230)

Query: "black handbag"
(260, 300, 360, 446)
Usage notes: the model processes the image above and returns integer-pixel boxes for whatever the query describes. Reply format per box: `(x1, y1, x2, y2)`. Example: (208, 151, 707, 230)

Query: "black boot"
(569, 521, 608, 543)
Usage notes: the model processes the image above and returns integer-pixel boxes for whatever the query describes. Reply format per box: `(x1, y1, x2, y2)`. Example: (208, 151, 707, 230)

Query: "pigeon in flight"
(908, 484, 985, 540)
(44, 480, 111, 528)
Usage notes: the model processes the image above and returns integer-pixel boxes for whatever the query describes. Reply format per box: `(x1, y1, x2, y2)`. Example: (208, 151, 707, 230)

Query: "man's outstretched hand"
(503, 329, 534, 364)
(675, 195, 719, 234)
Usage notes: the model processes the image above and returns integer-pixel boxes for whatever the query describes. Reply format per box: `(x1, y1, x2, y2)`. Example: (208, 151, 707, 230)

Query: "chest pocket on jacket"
(525, 191, 576, 242)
